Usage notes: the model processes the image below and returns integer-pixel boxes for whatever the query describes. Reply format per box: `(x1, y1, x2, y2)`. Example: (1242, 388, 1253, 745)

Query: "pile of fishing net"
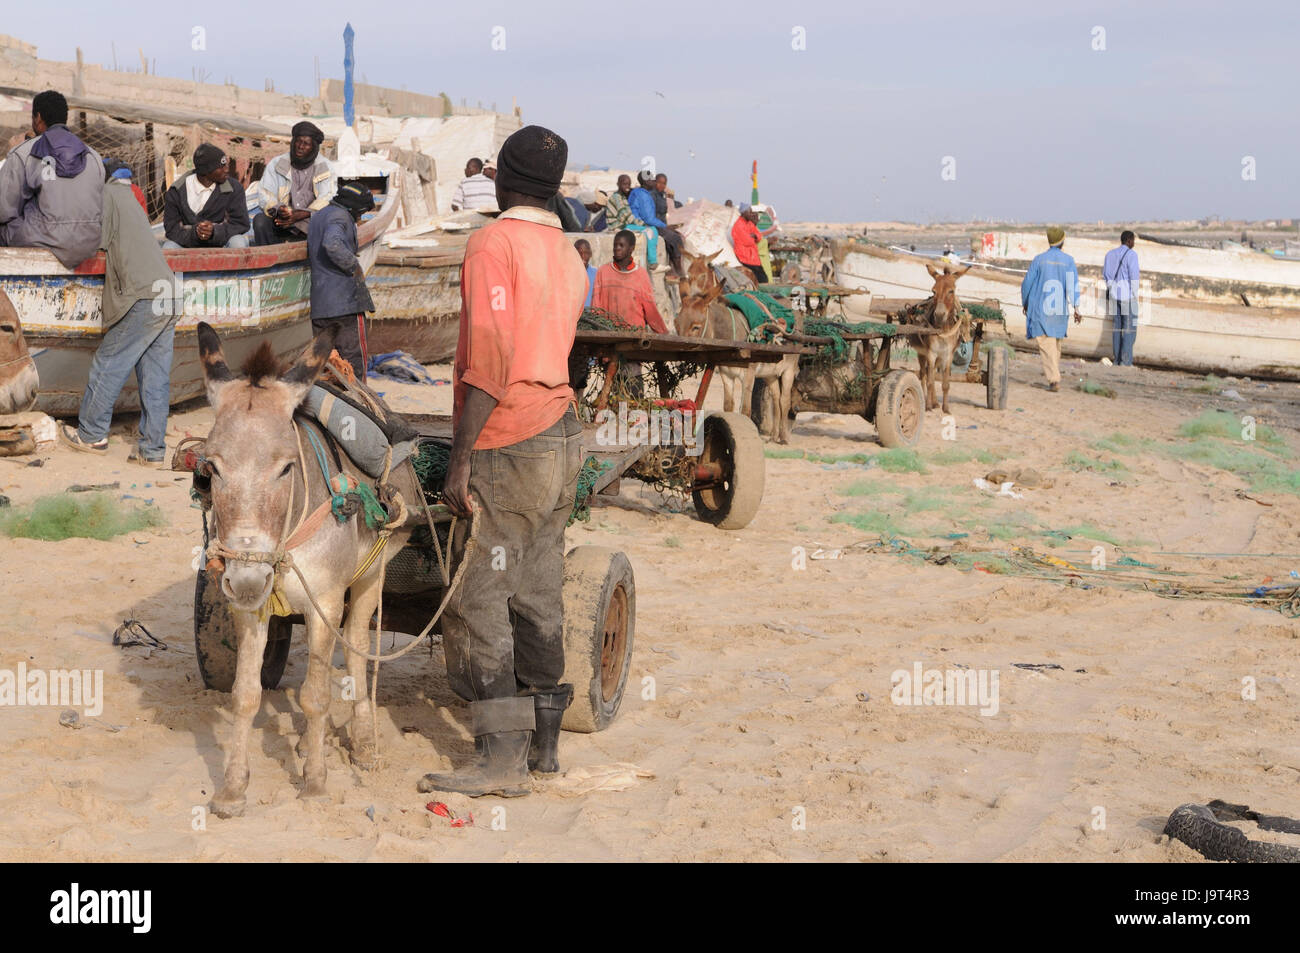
(409, 440, 610, 526)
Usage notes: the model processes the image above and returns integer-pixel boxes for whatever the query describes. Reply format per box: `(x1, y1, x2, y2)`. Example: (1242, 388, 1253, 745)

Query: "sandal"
(60, 424, 108, 454)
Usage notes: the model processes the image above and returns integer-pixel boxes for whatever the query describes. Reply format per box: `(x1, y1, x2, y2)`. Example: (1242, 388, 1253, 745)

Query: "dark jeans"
(441, 407, 583, 701)
(659, 225, 684, 271)
(79, 297, 178, 459)
(252, 212, 304, 246)
(744, 263, 769, 284)
(1111, 297, 1137, 366)
(312, 314, 367, 379)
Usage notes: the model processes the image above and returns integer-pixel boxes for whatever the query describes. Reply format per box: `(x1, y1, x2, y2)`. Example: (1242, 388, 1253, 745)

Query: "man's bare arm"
(443, 384, 498, 517)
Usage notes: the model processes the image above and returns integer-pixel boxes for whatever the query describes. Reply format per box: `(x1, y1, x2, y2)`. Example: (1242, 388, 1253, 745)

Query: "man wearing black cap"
(252, 121, 335, 245)
(418, 125, 589, 799)
(161, 144, 250, 249)
(306, 181, 375, 378)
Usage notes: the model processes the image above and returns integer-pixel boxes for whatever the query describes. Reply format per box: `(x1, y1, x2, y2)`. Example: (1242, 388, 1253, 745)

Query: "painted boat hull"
(6, 191, 399, 416)
(978, 231, 1300, 309)
(364, 246, 464, 365)
(835, 241, 1300, 382)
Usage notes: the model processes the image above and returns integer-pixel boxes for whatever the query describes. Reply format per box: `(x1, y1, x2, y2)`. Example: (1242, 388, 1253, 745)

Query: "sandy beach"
(1, 346, 1296, 862)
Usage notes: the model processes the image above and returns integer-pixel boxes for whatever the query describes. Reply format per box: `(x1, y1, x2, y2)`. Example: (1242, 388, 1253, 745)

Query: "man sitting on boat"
(450, 157, 497, 212)
(606, 174, 660, 271)
(161, 144, 250, 249)
(59, 155, 177, 463)
(1020, 225, 1082, 393)
(251, 121, 335, 245)
(307, 182, 376, 379)
(0, 90, 103, 268)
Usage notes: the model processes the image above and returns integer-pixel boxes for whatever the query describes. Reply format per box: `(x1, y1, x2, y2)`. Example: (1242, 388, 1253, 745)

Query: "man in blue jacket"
(629, 170, 684, 277)
(306, 182, 375, 378)
(1020, 225, 1081, 392)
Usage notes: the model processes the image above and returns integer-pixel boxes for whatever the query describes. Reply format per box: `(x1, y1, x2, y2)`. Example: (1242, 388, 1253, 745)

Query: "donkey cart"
(190, 328, 794, 735)
(762, 313, 1009, 449)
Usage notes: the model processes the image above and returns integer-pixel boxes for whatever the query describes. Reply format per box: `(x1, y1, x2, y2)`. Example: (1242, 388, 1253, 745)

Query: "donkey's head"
(925, 262, 970, 327)
(675, 284, 724, 337)
(680, 250, 722, 297)
(0, 289, 38, 414)
(197, 322, 337, 611)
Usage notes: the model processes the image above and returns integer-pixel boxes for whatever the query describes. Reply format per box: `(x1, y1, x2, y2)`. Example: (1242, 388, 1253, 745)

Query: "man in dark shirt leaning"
(162, 144, 250, 249)
(306, 181, 375, 379)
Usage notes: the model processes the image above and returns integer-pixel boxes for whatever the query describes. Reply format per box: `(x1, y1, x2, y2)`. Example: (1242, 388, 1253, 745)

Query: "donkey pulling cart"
(191, 327, 798, 734)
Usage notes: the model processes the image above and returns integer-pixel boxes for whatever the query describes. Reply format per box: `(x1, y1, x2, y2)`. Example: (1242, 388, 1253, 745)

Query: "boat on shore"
(833, 240, 1300, 382)
(364, 235, 466, 365)
(977, 230, 1300, 309)
(6, 186, 399, 416)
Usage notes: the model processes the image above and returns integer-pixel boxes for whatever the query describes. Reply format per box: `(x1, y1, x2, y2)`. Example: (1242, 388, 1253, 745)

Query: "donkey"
(908, 263, 970, 415)
(0, 289, 38, 415)
(677, 281, 802, 443)
(197, 321, 414, 817)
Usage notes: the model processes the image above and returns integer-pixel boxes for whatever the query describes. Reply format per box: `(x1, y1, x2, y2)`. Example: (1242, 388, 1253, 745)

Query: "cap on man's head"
(1046, 225, 1065, 246)
(291, 120, 325, 144)
(494, 125, 568, 199)
(739, 202, 752, 213)
(483, 158, 496, 172)
(193, 144, 227, 176)
(102, 158, 131, 181)
(334, 181, 376, 212)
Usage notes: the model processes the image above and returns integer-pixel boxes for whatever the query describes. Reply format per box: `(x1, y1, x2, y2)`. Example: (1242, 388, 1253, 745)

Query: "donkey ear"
(953, 264, 971, 278)
(704, 249, 721, 264)
(197, 321, 234, 407)
(282, 323, 340, 401)
(926, 263, 941, 279)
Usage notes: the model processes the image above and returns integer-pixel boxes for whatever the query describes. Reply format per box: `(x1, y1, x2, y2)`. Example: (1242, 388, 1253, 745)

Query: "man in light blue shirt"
(1020, 225, 1081, 392)
(1102, 230, 1140, 367)
(628, 171, 684, 277)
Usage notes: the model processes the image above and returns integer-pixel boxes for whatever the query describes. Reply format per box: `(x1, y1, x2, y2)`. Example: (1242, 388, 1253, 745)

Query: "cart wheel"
(691, 412, 766, 530)
(194, 569, 293, 692)
(985, 346, 1009, 410)
(561, 547, 636, 733)
(875, 369, 925, 448)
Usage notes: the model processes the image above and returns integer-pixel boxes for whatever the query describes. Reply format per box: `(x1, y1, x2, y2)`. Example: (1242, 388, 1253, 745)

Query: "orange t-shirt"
(591, 260, 668, 333)
(453, 206, 588, 449)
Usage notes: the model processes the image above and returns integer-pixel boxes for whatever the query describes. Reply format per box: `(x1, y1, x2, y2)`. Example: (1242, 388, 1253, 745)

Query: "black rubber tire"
(691, 412, 766, 530)
(194, 569, 293, 692)
(986, 346, 1009, 410)
(874, 369, 925, 448)
(560, 547, 636, 733)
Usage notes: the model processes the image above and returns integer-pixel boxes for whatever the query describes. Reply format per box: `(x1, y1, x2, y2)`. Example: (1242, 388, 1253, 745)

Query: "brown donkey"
(908, 263, 970, 415)
(198, 321, 413, 817)
(0, 289, 38, 414)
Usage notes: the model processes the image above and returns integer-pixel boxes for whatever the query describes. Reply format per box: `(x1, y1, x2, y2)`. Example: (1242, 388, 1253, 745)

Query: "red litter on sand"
(426, 801, 475, 827)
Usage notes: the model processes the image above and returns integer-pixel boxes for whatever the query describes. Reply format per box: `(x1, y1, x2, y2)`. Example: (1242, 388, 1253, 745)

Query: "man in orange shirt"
(592, 229, 669, 333)
(730, 202, 777, 284)
(419, 126, 588, 799)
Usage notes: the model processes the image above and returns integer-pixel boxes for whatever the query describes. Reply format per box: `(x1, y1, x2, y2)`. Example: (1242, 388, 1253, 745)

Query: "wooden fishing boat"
(833, 241, 1300, 382)
(5, 187, 399, 416)
(363, 233, 466, 365)
(977, 230, 1300, 309)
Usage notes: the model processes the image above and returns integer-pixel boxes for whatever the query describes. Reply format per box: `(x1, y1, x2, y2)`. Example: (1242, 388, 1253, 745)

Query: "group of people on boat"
(0, 90, 377, 461)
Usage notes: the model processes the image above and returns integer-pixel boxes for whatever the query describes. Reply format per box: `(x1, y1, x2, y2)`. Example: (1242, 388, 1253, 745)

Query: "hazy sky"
(8, 0, 1296, 223)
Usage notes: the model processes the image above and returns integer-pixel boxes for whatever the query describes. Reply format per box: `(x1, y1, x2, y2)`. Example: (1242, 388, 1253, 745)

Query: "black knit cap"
(495, 125, 567, 199)
(193, 143, 226, 176)
(333, 181, 375, 212)
(291, 121, 325, 144)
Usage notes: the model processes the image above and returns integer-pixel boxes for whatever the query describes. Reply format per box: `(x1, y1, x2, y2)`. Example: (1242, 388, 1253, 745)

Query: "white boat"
(977, 230, 1300, 309)
(834, 240, 1300, 382)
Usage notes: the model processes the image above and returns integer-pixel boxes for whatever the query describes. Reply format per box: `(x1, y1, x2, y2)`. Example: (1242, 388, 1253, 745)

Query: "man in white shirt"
(1102, 230, 1141, 367)
(450, 157, 497, 212)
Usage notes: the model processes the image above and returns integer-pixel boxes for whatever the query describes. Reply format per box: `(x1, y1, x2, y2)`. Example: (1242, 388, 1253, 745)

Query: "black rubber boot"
(527, 684, 574, 776)
(418, 696, 535, 798)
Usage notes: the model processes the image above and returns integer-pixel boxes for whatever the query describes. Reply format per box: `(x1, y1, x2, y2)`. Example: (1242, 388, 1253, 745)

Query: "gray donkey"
(197, 321, 413, 817)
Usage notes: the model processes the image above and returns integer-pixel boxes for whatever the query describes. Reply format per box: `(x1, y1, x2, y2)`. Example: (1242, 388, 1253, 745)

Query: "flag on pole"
(751, 159, 759, 204)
